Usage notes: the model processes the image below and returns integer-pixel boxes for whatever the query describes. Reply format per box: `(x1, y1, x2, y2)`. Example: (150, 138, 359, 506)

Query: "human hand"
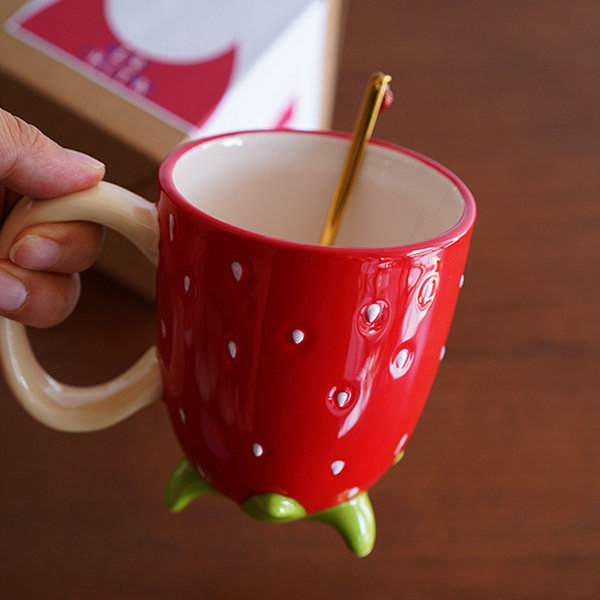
(0, 108, 105, 327)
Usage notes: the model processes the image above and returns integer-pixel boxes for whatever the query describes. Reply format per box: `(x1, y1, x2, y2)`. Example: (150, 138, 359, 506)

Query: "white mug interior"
(171, 131, 466, 248)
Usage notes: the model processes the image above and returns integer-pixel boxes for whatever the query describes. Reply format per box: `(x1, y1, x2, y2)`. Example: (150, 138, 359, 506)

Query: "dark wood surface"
(1, 1, 599, 598)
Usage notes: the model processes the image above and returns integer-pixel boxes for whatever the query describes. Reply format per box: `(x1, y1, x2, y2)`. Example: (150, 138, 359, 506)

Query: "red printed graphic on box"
(7, 0, 239, 133)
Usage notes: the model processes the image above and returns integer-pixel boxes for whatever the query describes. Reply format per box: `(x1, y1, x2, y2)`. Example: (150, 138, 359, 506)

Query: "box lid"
(2, 0, 340, 160)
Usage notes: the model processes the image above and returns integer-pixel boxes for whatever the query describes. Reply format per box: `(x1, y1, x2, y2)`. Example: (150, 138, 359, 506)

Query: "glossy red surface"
(155, 132, 475, 515)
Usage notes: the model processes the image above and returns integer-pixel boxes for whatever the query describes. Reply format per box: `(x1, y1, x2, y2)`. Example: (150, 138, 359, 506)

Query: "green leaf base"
(165, 458, 376, 557)
(308, 492, 376, 557)
(164, 458, 221, 512)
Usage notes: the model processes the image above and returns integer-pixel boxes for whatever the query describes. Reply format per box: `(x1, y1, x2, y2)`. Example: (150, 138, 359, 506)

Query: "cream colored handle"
(0, 181, 162, 432)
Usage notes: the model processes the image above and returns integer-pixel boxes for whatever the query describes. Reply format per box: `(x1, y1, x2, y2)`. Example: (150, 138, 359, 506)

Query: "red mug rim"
(158, 129, 476, 254)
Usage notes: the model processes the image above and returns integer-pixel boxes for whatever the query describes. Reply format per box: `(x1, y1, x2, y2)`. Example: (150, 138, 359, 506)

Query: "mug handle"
(0, 181, 163, 432)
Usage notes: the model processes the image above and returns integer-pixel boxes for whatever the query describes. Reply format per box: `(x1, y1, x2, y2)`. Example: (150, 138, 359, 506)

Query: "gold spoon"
(319, 72, 393, 246)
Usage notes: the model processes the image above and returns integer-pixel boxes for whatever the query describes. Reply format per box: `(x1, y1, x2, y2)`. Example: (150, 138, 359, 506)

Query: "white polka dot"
(439, 345, 446, 360)
(422, 278, 435, 301)
(184, 275, 191, 293)
(459, 274, 465, 288)
(330, 460, 345, 475)
(346, 486, 360, 499)
(336, 391, 350, 408)
(231, 261, 243, 281)
(179, 408, 186, 424)
(292, 329, 305, 344)
(366, 303, 382, 323)
(252, 443, 264, 457)
(395, 349, 410, 370)
(228, 340, 238, 359)
(395, 433, 408, 455)
(391, 348, 413, 378)
(169, 214, 175, 241)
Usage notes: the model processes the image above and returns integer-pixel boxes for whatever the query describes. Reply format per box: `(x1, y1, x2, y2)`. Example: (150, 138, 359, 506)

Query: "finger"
(0, 108, 104, 199)
(9, 221, 104, 273)
(0, 261, 80, 328)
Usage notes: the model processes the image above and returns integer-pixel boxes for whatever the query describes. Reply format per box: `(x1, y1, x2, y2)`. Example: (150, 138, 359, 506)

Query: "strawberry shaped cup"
(157, 131, 476, 556)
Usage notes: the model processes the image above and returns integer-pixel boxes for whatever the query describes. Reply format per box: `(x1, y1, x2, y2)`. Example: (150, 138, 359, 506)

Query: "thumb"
(0, 108, 104, 199)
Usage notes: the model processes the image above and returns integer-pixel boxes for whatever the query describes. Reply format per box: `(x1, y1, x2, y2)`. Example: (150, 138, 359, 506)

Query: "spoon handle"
(319, 72, 392, 246)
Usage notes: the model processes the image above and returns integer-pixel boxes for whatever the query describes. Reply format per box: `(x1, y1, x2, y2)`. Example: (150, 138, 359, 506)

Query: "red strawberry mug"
(0, 130, 475, 556)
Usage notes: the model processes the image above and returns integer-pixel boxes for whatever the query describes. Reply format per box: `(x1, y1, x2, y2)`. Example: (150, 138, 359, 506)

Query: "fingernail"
(65, 148, 105, 171)
(0, 271, 27, 312)
(10, 235, 61, 270)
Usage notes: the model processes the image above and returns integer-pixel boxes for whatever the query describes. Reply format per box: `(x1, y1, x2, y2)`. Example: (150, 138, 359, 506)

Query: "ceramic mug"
(0, 130, 476, 556)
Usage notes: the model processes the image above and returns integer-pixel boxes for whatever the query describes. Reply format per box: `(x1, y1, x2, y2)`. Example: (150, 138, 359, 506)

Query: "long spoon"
(319, 72, 393, 246)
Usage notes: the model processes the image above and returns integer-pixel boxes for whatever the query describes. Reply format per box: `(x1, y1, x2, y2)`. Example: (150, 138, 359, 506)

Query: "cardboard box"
(0, 0, 343, 300)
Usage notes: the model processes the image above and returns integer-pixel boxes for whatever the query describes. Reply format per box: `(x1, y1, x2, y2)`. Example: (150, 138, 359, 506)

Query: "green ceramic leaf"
(164, 460, 375, 557)
(165, 458, 220, 513)
(309, 492, 376, 557)
(243, 493, 307, 523)
(393, 449, 405, 465)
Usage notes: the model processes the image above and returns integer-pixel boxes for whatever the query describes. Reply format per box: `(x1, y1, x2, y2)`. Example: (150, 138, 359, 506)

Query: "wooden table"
(1, 1, 598, 598)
